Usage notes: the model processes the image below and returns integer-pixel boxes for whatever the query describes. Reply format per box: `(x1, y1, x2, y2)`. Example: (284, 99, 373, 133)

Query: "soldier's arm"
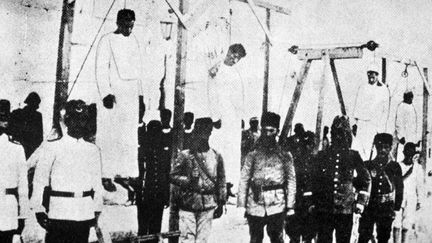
(353, 151, 371, 206)
(216, 152, 227, 205)
(170, 152, 191, 189)
(285, 152, 296, 210)
(237, 152, 254, 208)
(392, 162, 404, 211)
(30, 144, 55, 213)
(17, 146, 30, 219)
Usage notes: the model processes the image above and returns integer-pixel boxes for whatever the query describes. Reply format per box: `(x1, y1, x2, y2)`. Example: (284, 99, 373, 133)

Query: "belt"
(50, 189, 94, 198)
(261, 184, 285, 191)
(5, 187, 18, 196)
(371, 192, 394, 204)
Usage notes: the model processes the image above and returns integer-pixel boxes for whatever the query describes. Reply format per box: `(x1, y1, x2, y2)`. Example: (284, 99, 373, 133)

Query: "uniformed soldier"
(285, 131, 317, 243)
(283, 123, 306, 157)
(241, 117, 260, 167)
(238, 112, 296, 243)
(170, 117, 226, 243)
(311, 115, 371, 243)
(31, 100, 103, 243)
(358, 133, 403, 243)
(137, 120, 171, 241)
(0, 99, 29, 243)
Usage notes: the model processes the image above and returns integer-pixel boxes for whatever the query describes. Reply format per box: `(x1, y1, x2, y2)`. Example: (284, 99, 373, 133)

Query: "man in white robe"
(352, 64, 390, 160)
(394, 91, 418, 160)
(208, 43, 247, 195)
(95, 9, 144, 181)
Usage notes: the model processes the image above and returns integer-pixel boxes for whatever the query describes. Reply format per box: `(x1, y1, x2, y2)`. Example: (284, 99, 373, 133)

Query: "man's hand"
(36, 212, 49, 229)
(213, 119, 222, 129)
(103, 94, 116, 109)
(416, 202, 421, 211)
(16, 218, 25, 234)
(399, 137, 406, 145)
(102, 178, 117, 192)
(354, 204, 364, 214)
(286, 209, 295, 216)
(209, 65, 219, 78)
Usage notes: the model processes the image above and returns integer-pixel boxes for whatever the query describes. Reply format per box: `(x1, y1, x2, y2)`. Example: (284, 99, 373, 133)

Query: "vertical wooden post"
(52, 0, 75, 130)
(262, 8, 270, 114)
(329, 59, 346, 115)
(421, 68, 429, 170)
(172, 0, 189, 159)
(315, 54, 329, 152)
(279, 59, 312, 145)
(382, 58, 387, 85)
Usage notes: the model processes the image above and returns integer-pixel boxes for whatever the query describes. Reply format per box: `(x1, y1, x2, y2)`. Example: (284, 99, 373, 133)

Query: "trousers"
(137, 198, 165, 243)
(45, 219, 92, 243)
(179, 209, 215, 243)
(316, 213, 353, 243)
(285, 212, 317, 243)
(247, 213, 285, 243)
(358, 212, 393, 243)
(0, 230, 14, 243)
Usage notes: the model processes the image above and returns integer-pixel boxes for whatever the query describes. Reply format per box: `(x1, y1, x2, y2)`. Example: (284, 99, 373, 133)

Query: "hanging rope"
(67, 0, 118, 99)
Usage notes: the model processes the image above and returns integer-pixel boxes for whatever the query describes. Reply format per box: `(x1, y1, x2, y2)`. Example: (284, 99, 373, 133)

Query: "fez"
(261, 112, 280, 129)
(330, 115, 352, 147)
(374, 133, 393, 146)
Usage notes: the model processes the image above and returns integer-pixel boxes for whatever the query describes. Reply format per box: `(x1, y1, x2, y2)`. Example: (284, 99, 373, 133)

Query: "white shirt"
(0, 134, 29, 230)
(399, 159, 424, 207)
(395, 102, 418, 142)
(353, 83, 389, 129)
(31, 135, 103, 221)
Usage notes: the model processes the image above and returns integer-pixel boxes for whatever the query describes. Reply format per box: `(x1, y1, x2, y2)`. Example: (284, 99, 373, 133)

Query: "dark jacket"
(312, 147, 371, 214)
(364, 158, 403, 216)
(293, 151, 315, 212)
(10, 107, 43, 159)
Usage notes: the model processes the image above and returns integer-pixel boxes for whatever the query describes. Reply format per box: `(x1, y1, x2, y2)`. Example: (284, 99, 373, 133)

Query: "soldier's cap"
(24, 92, 41, 105)
(374, 133, 393, 146)
(0, 99, 11, 120)
(194, 117, 213, 128)
(261, 112, 280, 129)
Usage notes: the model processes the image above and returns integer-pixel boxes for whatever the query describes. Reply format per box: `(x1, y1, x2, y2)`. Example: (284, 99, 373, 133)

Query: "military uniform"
(137, 121, 171, 240)
(312, 147, 371, 243)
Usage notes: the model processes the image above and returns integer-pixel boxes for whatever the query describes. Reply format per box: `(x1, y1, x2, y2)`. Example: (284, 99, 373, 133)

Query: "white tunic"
(208, 64, 245, 191)
(395, 102, 418, 143)
(95, 32, 143, 178)
(0, 134, 29, 231)
(31, 135, 103, 221)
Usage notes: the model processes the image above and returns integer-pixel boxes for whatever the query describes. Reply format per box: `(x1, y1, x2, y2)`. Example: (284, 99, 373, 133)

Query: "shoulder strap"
(192, 151, 217, 186)
(402, 165, 414, 181)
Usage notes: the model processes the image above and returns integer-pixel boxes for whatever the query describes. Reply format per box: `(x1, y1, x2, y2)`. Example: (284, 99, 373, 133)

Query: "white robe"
(352, 83, 389, 159)
(394, 102, 418, 160)
(208, 64, 245, 191)
(95, 32, 143, 178)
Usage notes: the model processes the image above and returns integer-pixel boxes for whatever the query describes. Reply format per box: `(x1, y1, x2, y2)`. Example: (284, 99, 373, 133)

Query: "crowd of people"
(0, 8, 427, 243)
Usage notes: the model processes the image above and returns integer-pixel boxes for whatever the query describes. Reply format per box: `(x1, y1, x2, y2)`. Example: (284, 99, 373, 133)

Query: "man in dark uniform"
(283, 123, 305, 156)
(241, 117, 260, 167)
(10, 92, 43, 159)
(285, 131, 317, 243)
(311, 115, 371, 243)
(137, 120, 171, 241)
(358, 133, 403, 243)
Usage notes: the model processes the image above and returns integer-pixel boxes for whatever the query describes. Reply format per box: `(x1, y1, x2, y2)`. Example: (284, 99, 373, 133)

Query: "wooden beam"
(279, 59, 312, 144)
(234, 0, 291, 15)
(315, 54, 329, 152)
(296, 46, 363, 60)
(245, 0, 273, 44)
(172, 0, 189, 159)
(382, 58, 387, 84)
(421, 68, 429, 170)
(330, 59, 346, 115)
(52, 0, 75, 131)
(415, 62, 431, 95)
(164, 0, 189, 29)
(262, 8, 270, 114)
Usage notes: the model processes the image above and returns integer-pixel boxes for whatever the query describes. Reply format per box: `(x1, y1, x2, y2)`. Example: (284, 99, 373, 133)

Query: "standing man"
(95, 9, 144, 183)
(285, 131, 317, 243)
(394, 91, 418, 160)
(312, 115, 371, 243)
(208, 43, 246, 194)
(0, 99, 29, 243)
(183, 112, 195, 150)
(170, 118, 226, 243)
(393, 142, 425, 243)
(31, 100, 103, 243)
(241, 117, 260, 167)
(238, 112, 296, 243)
(352, 64, 390, 160)
(137, 120, 171, 241)
(358, 133, 403, 243)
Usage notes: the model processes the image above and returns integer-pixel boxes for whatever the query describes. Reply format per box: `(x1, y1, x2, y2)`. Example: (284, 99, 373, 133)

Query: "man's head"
(0, 99, 11, 134)
(147, 120, 162, 137)
(184, 112, 194, 129)
(294, 123, 305, 136)
(160, 109, 172, 128)
(403, 91, 414, 105)
(367, 63, 380, 85)
(24, 92, 41, 110)
(249, 117, 259, 130)
(330, 115, 352, 149)
(374, 133, 393, 158)
(260, 112, 280, 142)
(63, 100, 89, 139)
(116, 9, 135, 36)
(403, 142, 417, 163)
(224, 43, 246, 66)
(193, 117, 213, 140)
(302, 131, 315, 152)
